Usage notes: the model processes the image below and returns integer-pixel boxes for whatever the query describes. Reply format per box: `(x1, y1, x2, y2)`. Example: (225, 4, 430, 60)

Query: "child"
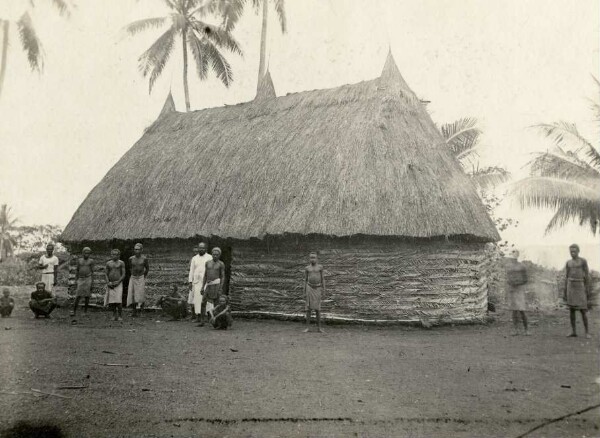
(72, 247, 94, 317)
(158, 285, 188, 321)
(199, 247, 225, 327)
(38, 243, 59, 292)
(29, 282, 56, 318)
(210, 295, 232, 330)
(0, 288, 15, 317)
(104, 249, 126, 321)
(564, 244, 592, 338)
(505, 249, 529, 335)
(303, 252, 325, 333)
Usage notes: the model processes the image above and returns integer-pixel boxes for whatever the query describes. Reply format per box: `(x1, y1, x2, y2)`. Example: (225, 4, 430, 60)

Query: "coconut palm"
(511, 85, 600, 234)
(0, 204, 18, 262)
(213, 0, 285, 93)
(0, 0, 71, 100)
(124, 0, 243, 112)
(441, 117, 511, 190)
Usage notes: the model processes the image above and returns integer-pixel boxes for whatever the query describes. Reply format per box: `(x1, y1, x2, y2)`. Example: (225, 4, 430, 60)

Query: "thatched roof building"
(62, 52, 499, 323)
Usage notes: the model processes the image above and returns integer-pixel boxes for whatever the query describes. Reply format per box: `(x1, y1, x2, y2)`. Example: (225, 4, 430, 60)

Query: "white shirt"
(39, 255, 59, 274)
(188, 253, 213, 284)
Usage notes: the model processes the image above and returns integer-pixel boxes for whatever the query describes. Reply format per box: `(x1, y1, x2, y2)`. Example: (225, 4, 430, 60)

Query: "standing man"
(71, 247, 94, 317)
(564, 244, 592, 339)
(38, 243, 59, 292)
(127, 243, 149, 317)
(303, 252, 325, 333)
(105, 248, 126, 321)
(505, 249, 529, 336)
(199, 247, 225, 327)
(188, 242, 212, 321)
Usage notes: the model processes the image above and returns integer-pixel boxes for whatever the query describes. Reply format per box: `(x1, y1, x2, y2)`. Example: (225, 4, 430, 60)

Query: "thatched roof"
(62, 51, 499, 243)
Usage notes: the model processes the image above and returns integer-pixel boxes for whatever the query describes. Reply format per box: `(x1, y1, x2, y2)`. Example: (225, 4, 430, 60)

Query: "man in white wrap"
(38, 243, 59, 292)
(188, 242, 212, 321)
(127, 243, 149, 317)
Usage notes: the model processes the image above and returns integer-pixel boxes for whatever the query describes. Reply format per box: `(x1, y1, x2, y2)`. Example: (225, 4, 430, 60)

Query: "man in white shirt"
(38, 243, 59, 292)
(188, 242, 212, 321)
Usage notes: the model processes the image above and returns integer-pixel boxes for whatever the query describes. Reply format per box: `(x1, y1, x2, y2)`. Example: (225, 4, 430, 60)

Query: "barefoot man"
(304, 252, 325, 333)
(188, 242, 212, 321)
(38, 243, 59, 292)
(127, 243, 149, 317)
(564, 244, 592, 339)
(72, 247, 94, 317)
(199, 247, 225, 327)
(105, 249, 126, 321)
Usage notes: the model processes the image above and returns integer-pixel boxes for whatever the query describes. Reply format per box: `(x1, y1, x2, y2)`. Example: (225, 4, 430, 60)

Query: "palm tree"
(214, 0, 285, 93)
(0, 204, 18, 262)
(511, 82, 600, 235)
(441, 117, 511, 190)
(124, 0, 243, 112)
(0, 0, 71, 100)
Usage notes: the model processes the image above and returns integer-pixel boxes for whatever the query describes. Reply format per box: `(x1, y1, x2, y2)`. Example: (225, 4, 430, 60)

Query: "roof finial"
(380, 49, 409, 90)
(159, 90, 176, 117)
(255, 69, 276, 101)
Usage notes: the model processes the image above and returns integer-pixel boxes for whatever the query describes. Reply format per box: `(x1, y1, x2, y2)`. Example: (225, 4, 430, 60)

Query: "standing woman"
(505, 249, 530, 336)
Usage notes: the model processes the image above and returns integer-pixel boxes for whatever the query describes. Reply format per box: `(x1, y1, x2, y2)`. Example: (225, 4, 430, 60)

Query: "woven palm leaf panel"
(230, 239, 492, 323)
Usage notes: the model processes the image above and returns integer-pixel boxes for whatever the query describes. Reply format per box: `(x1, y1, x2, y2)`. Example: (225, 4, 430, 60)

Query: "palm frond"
(138, 26, 177, 92)
(49, 0, 71, 17)
(511, 176, 600, 235)
(469, 166, 511, 191)
(191, 20, 242, 56)
(533, 122, 600, 170)
(440, 117, 481, 160)
(123, 17, 169, 36)
(202, 39, 233, 86)
(187, 30, 209, 80)
(273, 0, 286, 32)
(196, 0, 247, 31)
(529, 150, 599, 185)
(17, 12, 44, 73)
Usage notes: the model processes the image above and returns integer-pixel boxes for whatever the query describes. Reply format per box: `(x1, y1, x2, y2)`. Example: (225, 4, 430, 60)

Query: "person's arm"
(90, 260, 95, 286)
(201, 262, 209, 291)
(53, 261, 58, 286)
(37, 256, 47, 270)
(304, 269, 308, 295)
(320, 266, 325, 292)
(104, 262, 111, 287)
(219, 262, 225, 292)
(118, 261, 126, 285)
(563, 263, 569, 300)
(188, 258, 195, 290)
(143, 257, 149, 277)
(214, 305, 230, 319)
(583, 259, 591, 303)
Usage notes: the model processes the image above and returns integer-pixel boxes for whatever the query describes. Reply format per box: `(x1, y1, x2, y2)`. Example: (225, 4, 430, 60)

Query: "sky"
(0, 0, 598, 268)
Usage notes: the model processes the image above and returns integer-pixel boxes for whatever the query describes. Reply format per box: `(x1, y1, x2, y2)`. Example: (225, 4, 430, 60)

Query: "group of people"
(0, 241, 591, 337)
(505, 244, 593, 338)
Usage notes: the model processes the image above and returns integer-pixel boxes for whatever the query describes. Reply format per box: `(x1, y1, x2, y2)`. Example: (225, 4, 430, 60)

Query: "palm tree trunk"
(257, 0, 269, 91)
(182, 27, 190, 112)
(0, 20, 9, 101)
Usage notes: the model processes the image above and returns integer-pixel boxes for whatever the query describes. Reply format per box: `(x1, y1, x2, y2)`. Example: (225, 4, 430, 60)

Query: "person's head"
(211, 247, 221, 261)
(111, 248, 121, 261)
(134, 243, 143, 256)
(46, 243, 54, 256)
(2, 288, 9, 298)
(35, 282, 46, 293)
(198, 242, 207, 255)
(218, 295, 227, 306)
(569, 244, 580, 259)
(509, 249, 519, 260)
(309, 252, 318, 265)
(82, 247, 92, 259)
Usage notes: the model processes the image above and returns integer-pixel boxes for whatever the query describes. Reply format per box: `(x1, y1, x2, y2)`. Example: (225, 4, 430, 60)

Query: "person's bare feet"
(302, 328, 310, 333)
(567, 333, 577, 337)
(585, 333, 592, 339)
(511, 331, 519, 336)
(317, 328, 324, 333)
(523, 330, 531, 336)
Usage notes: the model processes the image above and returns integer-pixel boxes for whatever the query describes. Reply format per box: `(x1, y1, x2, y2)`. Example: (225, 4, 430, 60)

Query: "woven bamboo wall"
(230, 240, 492, 323)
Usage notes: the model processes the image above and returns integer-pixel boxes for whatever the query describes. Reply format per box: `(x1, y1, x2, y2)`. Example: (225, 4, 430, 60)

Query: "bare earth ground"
(0, 289, 599, 438)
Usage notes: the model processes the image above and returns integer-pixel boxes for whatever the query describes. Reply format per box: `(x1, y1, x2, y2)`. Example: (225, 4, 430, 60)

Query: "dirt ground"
(0, 291, 599, 438)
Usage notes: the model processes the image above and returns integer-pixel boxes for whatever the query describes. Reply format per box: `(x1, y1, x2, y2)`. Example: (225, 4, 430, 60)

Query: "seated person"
(210, 295, 232, 330)
(29, 282, 57, 318)
(0, 288, 15, 317)
(157, 285, 187, 321)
